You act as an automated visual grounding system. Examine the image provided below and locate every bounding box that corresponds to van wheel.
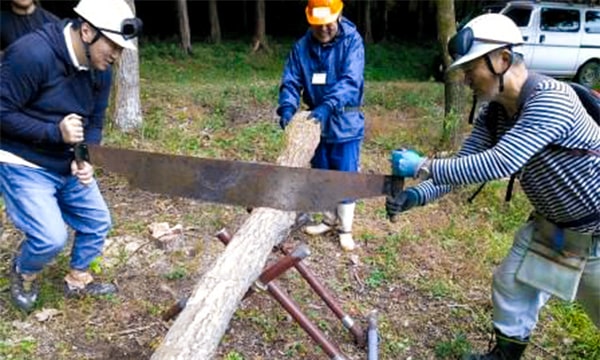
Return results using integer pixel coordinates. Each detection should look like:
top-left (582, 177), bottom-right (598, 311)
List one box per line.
top-left (575, 61), bottom-right (600, 89)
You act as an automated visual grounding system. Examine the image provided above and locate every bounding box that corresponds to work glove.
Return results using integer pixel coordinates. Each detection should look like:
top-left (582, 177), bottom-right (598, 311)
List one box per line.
top-left (278, 107), bottom-right (295, 129)
top-left (386, 188), bottom-right (419, 219)
top-left (309, 104), bottom-right (333, 125)
top-left (390, 148), bottom-right (428, 178)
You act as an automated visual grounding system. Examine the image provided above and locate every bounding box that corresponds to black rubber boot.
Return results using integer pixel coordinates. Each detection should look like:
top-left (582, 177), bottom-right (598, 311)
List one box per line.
top-left (10, 260), bottom-right (39, 312)
top-left (464, 328), bottom-right (528, 360)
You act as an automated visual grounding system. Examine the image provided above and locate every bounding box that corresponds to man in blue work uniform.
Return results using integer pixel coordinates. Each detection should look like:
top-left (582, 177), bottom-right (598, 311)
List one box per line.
top-left (387, 14), bottom-right (599, 360)
top-left (277, 0), bottom-right (365, 251)
top-left (0, 0), bottom-right (142, 312)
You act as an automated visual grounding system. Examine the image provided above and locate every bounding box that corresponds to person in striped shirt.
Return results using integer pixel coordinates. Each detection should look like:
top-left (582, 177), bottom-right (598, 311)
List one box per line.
top-left (386, 13), bottom-right (599, 360)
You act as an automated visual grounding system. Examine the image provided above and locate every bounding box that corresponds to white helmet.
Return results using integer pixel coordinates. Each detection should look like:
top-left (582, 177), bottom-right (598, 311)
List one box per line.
top-left (447, 13), bottom-right (523, 71)
top-left (73, 0), bottom-right (141, 50)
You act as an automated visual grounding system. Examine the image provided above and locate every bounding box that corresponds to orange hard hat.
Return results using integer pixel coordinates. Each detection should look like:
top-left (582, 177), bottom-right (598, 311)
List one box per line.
top-left (305, 0), bottom-right (343, 25)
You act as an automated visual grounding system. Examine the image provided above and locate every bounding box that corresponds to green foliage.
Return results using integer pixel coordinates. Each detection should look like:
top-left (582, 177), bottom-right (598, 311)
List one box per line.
top-left (88, 257), bottom-right (102, 275)
top-left (365, 267), bottom-right (387, 288)
top-left (544, 301), bottom-right (600, 359)
top-left (0, 338), bottom-right (38, 360)
top-left (365, 41), bottom-right (441, 81)
top-left (434, 332), bottom-right (472, 358)
top-left (163, 266), bottom-right (187, 280)
top-left (140, 41), bottom-right (289, 83)
top-left (223, 351), bottom-right (245, 360)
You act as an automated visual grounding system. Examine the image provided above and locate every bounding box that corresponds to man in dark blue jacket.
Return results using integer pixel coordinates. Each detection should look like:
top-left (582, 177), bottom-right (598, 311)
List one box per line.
top-left (0, 0), bottom-right (142, 312)
top-left (277, 0), bottom-right (365, 251)
top-left (0, 0), bottom-right (60, 53)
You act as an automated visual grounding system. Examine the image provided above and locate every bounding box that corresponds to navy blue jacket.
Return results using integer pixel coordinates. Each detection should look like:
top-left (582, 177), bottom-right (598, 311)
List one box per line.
top-left (0, 19), bottom-right (111, 175)
top-left (0, 6), bottom-right (60, 51)
top-left (277, 17), bottom-right (365, 143)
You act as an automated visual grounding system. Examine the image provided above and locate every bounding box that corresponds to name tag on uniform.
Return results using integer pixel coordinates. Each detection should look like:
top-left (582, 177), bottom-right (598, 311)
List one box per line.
top-left (312, 73), bottom-right (327, 85)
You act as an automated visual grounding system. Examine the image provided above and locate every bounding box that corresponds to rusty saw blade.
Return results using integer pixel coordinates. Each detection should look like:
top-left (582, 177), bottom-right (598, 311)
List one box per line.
top-left (84, 144), bottom-right (403, 212)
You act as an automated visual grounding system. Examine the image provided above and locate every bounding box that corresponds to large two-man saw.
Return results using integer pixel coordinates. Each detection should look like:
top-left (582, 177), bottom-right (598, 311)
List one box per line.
top-left (78, 144), bottom-right (404, 212)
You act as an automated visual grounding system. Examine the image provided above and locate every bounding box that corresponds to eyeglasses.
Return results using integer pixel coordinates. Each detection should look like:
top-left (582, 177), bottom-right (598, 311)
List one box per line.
top-left (95, 17), bottom-right (143, 41)
top-left (448, 27), bottom-right (512, 61)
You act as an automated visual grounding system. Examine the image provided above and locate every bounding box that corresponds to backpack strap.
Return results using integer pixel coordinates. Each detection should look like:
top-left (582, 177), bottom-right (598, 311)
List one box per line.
top-left (518, 72), bottom-right (549, 111)
top-left (468, 73), bottom-right (546, 204)
top-left (502, 73), bottom-right (547, 203)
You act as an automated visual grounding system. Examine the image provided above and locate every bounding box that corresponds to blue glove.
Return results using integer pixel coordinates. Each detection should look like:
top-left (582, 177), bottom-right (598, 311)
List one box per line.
top-left (385, 188), bottom-right (419, 218)
top-left (278, 107), bottom-right (295, 129)
top-left (309, 104), bottom-right (333, 125)
top-left (390, 148), bottom-right (428, 178)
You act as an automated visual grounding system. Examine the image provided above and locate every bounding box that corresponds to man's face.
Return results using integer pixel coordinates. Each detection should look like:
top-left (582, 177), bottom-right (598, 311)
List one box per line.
top-left (462, 54), bottom-right (501, 101)
top-left (11, 0), bottom-right (34, 11)
top-left (310, 19), bottom-right (339, 44)
top-left (82, 24), bottom-right (124, 71)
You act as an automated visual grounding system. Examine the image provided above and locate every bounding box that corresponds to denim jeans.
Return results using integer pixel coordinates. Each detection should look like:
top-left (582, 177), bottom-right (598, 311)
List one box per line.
top-left (492, 221), bottom-right (600, 339)
top-left (0, 163), bottom-right (111, 275)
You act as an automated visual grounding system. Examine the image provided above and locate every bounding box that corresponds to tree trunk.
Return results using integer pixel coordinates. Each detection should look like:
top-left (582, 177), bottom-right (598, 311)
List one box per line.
top-left (150, 112), bottom-right (321, 360)
top-left (252, 0), bottom-right (268, 52)
top-left (436, 0), bottom-right (465, 147)
top-left (208, 0), bottom-right (221, 44)
top-left (382, 0), bottom-right (395, 41)
top-left (363, 0), bottom-right (373, 44)
top-left (112, 0), bottom-right (142, 132)
top-left (177, 0), bottom-right (192, 54)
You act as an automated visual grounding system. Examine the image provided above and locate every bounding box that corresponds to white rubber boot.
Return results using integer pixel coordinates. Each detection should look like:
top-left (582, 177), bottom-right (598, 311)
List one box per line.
top-left (337, 202), bottom-right (356, 251)
top-left (303, 211), bottom-right (336, 236)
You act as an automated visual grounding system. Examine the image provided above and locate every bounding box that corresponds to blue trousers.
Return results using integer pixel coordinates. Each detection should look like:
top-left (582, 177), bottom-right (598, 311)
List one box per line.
top-left (0, 163), bottom-right (111, 275)
top-left (311, 140), bottom-right (361, 172)
top-left (311, 140), bottom-right (361, 205)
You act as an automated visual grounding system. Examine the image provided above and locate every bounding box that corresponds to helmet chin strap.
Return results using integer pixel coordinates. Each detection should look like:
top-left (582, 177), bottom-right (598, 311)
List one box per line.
top-left (467, 48), bottom-right (514, 124)
top-left (483, 48), bottom-right (513, 93)
top-left (81, 26), bottom-right (102, 83)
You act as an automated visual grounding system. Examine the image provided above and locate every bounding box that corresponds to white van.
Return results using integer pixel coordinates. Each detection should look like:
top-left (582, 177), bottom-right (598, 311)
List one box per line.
top-left (501, 1), bottom-right (600, 88)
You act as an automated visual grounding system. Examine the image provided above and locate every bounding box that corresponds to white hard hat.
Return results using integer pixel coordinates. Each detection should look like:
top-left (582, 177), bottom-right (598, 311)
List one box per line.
top-left (447, 13), bottom-right (523, 71)
top-left (74, 0), bottom-right (141, 50)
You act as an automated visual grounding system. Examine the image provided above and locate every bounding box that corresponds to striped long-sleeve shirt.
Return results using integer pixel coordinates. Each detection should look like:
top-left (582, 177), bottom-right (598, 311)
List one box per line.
top-left (413, 79), bottom-right (600, 233)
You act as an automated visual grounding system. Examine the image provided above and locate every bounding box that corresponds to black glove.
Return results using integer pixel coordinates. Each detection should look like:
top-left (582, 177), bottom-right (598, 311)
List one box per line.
top-left (278, 106), bottom-right (295, 129)
top-left (279, 115), bottom-right (293, 129)
top-left (386, 188), bottom-right (419, 218)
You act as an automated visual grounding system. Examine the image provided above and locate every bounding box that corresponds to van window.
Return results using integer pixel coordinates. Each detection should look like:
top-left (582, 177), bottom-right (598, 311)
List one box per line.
top-left (585, 10), bottom-right (600, 33)
top-left (540, 8), bottom-right (580, 32)
top-left (503, 7), bottom-right (532, 27)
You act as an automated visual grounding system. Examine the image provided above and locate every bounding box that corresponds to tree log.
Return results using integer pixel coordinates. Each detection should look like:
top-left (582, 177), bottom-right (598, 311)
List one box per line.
top-left (151, 111), bottom-right (321, 359)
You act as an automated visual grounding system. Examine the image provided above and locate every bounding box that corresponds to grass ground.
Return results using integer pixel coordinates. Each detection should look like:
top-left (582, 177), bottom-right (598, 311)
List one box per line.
top-left (0, 40), bottom-right (598, 360)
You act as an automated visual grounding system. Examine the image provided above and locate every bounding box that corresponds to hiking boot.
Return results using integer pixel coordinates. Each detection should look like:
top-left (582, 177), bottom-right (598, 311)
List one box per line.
top-left (64, 269), bottom-right (117, 298)
top-left (464, 329), bottom-right (528, 360)
top-left (10, 261), bottom-right (39, 312)
top-left (64, 281), bottom-right (117, 298)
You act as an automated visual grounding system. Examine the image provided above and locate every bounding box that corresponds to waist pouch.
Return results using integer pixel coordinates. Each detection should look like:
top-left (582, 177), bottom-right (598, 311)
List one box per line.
top-left (516, 216), bottom-right (593, 301)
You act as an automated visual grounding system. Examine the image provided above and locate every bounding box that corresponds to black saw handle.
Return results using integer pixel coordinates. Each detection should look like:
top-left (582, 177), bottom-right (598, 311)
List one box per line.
top-left (388, 176), bottom-right (404, 223)
top-left (74, 143), bottom-right (90, 170)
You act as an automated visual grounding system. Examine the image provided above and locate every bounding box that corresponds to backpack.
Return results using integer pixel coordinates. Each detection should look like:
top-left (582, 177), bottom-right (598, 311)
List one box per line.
top-left (467, 73), bottom-right (600, 203)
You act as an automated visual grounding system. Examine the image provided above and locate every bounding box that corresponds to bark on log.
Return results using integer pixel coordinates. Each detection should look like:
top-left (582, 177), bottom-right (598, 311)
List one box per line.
top-left (151, 111), bottom-right (321, 359)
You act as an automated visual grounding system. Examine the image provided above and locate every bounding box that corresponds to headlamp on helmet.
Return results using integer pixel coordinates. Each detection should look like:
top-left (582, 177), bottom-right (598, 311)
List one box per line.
top-left (447, 13), bottom-right (524, 71)
top-left (94, 17), bottom-right (143, 41)
top-left (73, 0), bottom-right (141, 50)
